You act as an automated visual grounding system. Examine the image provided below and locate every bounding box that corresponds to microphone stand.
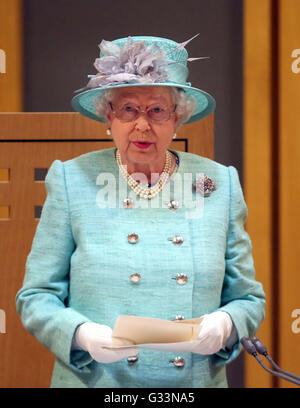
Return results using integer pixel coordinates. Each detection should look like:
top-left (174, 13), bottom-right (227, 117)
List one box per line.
top-left (240, 337), bottom-right (300, 387)
top-left (251, 337), bottom-right (300, 382)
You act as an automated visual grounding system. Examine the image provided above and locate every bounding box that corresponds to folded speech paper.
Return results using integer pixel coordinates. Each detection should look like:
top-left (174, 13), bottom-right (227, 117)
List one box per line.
top-left (103, 315), bottom-right (204, 352)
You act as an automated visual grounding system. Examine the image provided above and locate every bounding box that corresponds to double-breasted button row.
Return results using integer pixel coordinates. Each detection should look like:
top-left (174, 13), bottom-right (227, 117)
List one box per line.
top-left (127, 229), bottom-right (187, 285)
top-left (129, 273), bottom-right (188, 285)
top-left (127, 355), bottom-right (185, 368)
top-left (123, 198), bottom-right (179, 210)
top-left (128, 233), bottom-right (184, 246)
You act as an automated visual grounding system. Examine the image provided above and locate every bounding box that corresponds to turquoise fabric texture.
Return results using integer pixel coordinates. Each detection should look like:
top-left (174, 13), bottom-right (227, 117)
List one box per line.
top-left (15, 147), bottom-right (265, 388)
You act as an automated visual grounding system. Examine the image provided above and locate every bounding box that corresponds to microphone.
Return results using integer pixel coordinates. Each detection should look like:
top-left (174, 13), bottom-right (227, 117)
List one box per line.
top-left (251, 337), bottom-right (300, 382)
top-left (241, 337), bottom-right (300, 386)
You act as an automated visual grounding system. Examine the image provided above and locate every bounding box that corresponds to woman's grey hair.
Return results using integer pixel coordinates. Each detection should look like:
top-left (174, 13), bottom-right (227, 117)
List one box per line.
top-left (93, 87), bottom-right (197, 128)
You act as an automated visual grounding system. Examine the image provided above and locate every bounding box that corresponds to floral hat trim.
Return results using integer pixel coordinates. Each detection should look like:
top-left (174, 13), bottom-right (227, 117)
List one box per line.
top-left (73, 34), bottom-right (209, 93)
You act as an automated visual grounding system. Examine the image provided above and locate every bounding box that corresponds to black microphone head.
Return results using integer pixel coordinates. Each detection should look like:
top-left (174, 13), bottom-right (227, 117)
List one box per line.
top-left (240, 337), bottom-right (257, 356)
top-left (251, 337), bottom-right (268, 355)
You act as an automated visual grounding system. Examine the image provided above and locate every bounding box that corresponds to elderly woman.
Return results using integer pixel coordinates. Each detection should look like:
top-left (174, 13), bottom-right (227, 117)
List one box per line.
top-left (16, 35), bottom-right (265, 388)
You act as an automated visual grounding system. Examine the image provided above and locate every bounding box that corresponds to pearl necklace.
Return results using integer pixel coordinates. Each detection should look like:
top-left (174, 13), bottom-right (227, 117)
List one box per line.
top-left (116, 149), bottom-right (178, 200)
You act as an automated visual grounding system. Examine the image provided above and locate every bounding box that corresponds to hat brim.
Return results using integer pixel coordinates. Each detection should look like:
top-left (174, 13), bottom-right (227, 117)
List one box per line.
top-left (71, 82), bottom-right (216, 125)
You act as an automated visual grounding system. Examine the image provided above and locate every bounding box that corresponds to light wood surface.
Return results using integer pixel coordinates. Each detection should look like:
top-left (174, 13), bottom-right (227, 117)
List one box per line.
top-left (244, 0), bottom-right (274, 388)
top-left (0, 0), bottom-right (23, 111)
top-left (0, 112), bottom-right (214, 159)
top-left (244, 0), bottom-right (300, 388)
top-left (278, 0), bottom-right (300, 388)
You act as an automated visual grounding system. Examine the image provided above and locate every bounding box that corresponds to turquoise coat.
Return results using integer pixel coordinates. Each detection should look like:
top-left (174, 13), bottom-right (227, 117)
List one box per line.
top-left (16, 147), bottom-right (265, 388)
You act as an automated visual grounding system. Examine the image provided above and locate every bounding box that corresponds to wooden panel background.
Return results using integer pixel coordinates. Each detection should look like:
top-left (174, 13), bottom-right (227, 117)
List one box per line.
top-left (0, 112), bottom-right (214, 387)
top-left (0, 0), bottom-right (23, 112)
top-left (244, 0), bottom-right (300, 388)
top-left (243, 0), bottom-right (273, 388)
top-left (278, 0), bottom-right (300, 389)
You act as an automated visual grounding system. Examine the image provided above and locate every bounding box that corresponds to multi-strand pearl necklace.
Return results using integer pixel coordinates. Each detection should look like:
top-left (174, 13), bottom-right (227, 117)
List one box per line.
top-left (115, 148), bottom-right (178, 200)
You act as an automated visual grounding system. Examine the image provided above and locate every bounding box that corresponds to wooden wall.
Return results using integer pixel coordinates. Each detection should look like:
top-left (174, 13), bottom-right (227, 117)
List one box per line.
top-left (0, 0), bottom-right (23, 112)
top-left (278, 0), bottom-right (300, 389)
top-left (244, 0), bottom-right (300, 388)
top-left (244, 0), bottom-right (274, 388)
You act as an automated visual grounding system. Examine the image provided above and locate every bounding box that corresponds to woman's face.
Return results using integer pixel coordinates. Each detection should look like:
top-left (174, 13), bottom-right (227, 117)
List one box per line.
top-left (106, 86), bottom-right (178, 168)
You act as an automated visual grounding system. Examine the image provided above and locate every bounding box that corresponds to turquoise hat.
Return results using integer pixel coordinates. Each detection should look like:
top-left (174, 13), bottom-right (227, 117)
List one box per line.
top-left (71, 35), bottom-right (216, 124)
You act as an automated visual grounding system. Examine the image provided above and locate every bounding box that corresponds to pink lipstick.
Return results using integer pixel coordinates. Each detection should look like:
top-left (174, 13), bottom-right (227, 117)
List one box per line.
top-left (133, 141), bottom-right (152, 149)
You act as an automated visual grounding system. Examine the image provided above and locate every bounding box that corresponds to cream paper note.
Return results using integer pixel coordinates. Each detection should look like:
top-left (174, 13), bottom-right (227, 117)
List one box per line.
top-left (103, 315), bottom-right (204, 352)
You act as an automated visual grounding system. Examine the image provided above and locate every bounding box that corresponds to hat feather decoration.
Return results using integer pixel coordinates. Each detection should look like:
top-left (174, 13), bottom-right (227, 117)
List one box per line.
top-left (74, 34), bottom-right (209, 94)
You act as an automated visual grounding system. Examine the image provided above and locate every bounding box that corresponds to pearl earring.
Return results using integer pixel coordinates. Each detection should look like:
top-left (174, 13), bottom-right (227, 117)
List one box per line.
top-left (106, 128), bottom-right (111, 136)
top-left (173, 133), bottom-right (177, 139)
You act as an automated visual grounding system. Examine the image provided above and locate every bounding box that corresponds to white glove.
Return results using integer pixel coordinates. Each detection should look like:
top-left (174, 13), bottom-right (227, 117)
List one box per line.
top-left (72, 322), bottom-right (139, 364)
top-left (192, 311), bottom-right (233, 355)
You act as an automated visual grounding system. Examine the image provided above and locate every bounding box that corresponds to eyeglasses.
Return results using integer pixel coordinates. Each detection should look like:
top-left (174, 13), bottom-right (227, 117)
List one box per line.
top-left (109, 102), bottom-right (177, 123)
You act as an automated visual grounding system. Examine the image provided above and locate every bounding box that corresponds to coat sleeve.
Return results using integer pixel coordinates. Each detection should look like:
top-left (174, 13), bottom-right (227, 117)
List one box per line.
top-left (15, 159), bottom-right (93, 372)
top-left (214, 165), bottom-right (266, 366)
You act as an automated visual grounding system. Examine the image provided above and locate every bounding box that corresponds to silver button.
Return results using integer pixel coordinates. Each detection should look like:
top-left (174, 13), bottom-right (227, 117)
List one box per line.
top-left (168, 235), bottom-right (184, 246)
top-left (174, 315), bottom-right (185, 321)
top-left (128, 233), bottom-right (139, 244)
top-left (130, 273), bottom-right (141, 283)
top-left (123, 198), bottom-right (134, 208)
top-left (168, 200), bottom-right (179, 210)
top-left (173, 356), bottom-right (185, 368)
top-left (175, 273), bottom-right (188, 285)
top-left (127, 355), bottom-right (139, 364)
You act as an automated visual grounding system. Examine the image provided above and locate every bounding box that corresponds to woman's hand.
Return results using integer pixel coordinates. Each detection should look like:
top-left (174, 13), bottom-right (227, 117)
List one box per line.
top-left (72, 322), bottom-right (139, 363)
top-left (192, 311), bottom-right (233, 355)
